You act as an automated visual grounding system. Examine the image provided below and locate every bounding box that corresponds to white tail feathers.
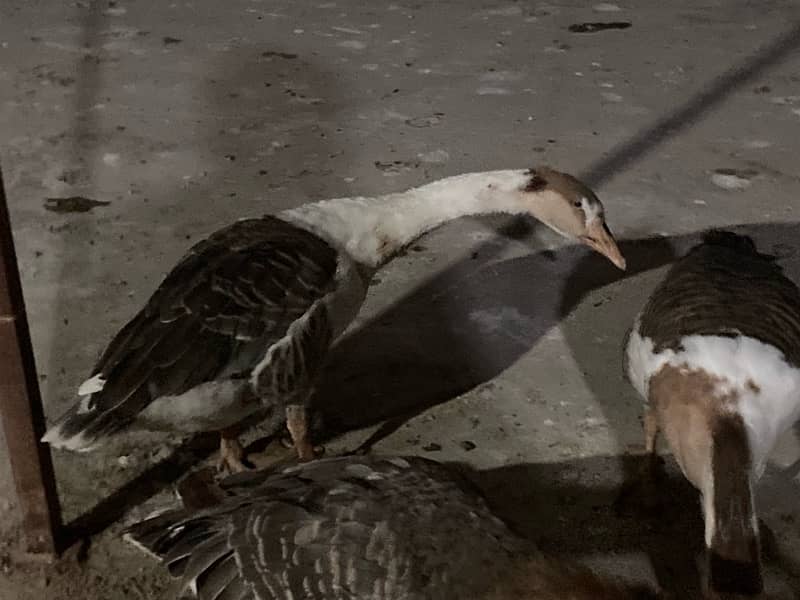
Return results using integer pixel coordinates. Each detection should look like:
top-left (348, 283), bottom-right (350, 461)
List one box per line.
top-left (40, 374), bottom-right (108, 451)
top-left (40, 420), bottom-right (96, 452)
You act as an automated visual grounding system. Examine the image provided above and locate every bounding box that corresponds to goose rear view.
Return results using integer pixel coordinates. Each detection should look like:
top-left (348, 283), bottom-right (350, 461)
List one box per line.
top-left (624, 230), bottom-right (800, 598)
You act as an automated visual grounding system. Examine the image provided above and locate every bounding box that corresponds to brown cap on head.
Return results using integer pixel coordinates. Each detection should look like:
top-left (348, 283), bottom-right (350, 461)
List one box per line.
top-left (525, 166), bottom-right (597, 202)
top-left (522, 166), bottom-right (626, 270)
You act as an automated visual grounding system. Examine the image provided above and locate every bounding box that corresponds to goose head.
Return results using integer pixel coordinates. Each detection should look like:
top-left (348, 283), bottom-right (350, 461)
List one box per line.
top-left (515, 166), bottom-right (626, 270)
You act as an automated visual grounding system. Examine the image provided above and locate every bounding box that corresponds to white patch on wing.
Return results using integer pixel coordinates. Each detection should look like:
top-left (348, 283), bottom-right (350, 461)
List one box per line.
top-left (78, 373), bottom-right (106, 396)
top-left (625, 319), bottom-right (800, 475)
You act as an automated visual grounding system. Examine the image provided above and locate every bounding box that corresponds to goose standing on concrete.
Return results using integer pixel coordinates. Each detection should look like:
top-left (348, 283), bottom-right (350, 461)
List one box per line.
top-left (125, 454), bottom-right (658, 600)
top-left (625, 230), bottom-right (800, 598)
top-left (43, 166), bottom-right (625, 472)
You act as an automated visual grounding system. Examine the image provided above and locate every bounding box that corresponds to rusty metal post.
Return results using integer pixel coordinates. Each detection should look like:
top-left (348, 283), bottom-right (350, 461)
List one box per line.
top-left (0, 163), bottom-right (63, 556)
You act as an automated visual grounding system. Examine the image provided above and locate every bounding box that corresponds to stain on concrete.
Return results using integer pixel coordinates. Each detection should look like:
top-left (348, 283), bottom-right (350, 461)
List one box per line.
top-left (568, 22), bottom-right (632, 33)
top-left (44, 196), bottom-right (110, 213)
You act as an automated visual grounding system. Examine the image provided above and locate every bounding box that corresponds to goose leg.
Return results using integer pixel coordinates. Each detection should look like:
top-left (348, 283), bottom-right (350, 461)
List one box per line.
top-left (285, 404), bottom-right (316, 461)
top-left (279, 428), bottom-right (325, 456)
top-left (615, 405), bottom-right (664, 515)
top-left (217, 428), bottom-right (249, 474)
top-left (638, 405), bottom-right (664, 510)
top-left (644, 404), bottom-right (659, 456)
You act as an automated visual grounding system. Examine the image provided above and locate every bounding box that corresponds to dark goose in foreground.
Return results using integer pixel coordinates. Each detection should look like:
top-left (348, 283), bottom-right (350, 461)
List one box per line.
top-left (42, 167), bottom-right (626, 471)
top-left (125, 454), bottom-right (659, 600)
top-left (625, 231), bottom-right (800, 598)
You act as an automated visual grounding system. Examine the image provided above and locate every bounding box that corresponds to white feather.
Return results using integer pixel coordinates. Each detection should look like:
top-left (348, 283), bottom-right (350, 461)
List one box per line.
top-left (280, 170), bottom-right (533, 267)
top-left (40, 425), bottom-right (95, 452)
top-left (122, 532), bottom-right (164, 561)
top-left (76, 394), bottom-right (93, 414)
top-left (78, 373), bottom-right (106, 396)
top-left (626, 320), bottom-right (800, 476)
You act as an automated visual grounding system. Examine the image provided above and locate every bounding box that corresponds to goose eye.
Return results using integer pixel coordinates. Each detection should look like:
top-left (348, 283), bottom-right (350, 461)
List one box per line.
top-left (572, 200), bottom-right (582, 208)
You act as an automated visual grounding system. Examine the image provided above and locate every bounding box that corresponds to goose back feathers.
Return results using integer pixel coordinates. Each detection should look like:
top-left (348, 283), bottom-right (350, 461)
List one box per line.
top-left (43, 216), bottom-right (342, 449)
top-left (125, 455), bottom-right (658, 600)
top-left (637, 230), bottom-right (800, 365)
top-left (126, 455), bottom-right (529, 600)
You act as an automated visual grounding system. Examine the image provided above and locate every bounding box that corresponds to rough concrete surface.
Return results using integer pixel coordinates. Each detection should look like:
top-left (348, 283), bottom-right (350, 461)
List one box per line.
top-left (1, 0), bottom-right (800, 598)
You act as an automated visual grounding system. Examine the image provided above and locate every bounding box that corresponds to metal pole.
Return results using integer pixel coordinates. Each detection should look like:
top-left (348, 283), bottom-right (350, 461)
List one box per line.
top-left (0, 163), bottom-right (63, 556)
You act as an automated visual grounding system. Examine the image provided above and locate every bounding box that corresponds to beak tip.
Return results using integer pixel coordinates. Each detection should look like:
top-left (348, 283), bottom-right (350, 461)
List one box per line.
top-left (581, 223), bottom-right (625, 270)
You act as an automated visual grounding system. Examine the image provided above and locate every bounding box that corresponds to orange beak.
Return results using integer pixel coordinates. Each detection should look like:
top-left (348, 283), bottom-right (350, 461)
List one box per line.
top-left (580, 220), bottom-right (626, 270)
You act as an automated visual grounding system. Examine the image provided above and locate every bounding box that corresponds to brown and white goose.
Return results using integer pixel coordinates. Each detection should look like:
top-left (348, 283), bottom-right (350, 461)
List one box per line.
top-left (42, 166), bottom-right (625, 472)
top-left (624, 231), bottom-right (800, 598)
top-left (125, 454), bottom-right (659, 600)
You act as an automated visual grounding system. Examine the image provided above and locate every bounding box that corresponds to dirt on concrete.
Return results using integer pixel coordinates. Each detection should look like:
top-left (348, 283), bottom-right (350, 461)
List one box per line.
top-left (1, 0), bottom-right (800, 598)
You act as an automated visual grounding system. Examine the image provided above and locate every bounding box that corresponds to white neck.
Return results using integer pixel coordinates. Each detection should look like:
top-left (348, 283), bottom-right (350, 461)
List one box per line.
top-left (280, 170), bottom-right (540, 267)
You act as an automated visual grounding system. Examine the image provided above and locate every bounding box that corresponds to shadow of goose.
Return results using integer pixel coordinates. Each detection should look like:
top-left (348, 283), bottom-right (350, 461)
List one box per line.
top-left (312, 228), bottom-right (679, 442)
top-left (469, 454), bottom-right (800, 598)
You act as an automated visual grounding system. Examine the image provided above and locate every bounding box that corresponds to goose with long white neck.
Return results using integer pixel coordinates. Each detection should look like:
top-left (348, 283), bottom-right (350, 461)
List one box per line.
top-left (42, 166), bottom-right (625, 472)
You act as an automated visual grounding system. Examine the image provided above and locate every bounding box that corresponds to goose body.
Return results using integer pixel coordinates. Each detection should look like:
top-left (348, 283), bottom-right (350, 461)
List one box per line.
top-left (624, 231), bottom-right (800, 597)
top-left (42, 167), bottom-right (625, 468)
top-left (125, 454), bottom-right (658, 600)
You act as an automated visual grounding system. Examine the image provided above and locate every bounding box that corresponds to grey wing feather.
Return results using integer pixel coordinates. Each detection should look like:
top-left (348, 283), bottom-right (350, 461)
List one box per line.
top-left (179, 534), bottom-right (232, 594)
top-left (125, 456), bottom-right (530, 600)
top-left (214, 578), bottom-right (253, 600)
top-left (194, 553), bottom-right (238, 600)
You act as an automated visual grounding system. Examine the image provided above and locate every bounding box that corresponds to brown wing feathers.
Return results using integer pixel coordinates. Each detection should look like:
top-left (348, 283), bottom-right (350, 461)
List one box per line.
top-left (44, 216), bottom-right (338, 447)
top-left (638, 231), bottom-right (800, 366)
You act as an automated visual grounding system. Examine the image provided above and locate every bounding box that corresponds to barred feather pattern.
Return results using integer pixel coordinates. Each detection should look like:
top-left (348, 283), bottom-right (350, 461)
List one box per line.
top-left (43, 216), bottom-right (340, 448)
top-left (249, 299), bottom-right (333, 403)
top-left (125, 456), bottom-right (532, 600)
top-left (638, 232), bottom-right (800, 366)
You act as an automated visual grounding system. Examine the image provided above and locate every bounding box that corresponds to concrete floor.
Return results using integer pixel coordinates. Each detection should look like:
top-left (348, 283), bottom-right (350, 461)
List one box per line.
top-left (1, 0), bottom-right (800, 597)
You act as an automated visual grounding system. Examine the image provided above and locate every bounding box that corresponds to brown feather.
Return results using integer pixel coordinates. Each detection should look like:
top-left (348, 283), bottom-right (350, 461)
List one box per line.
top-left (48, 215), bottom-right (339, 445)
top-left (638, 231), bottom-right (800, 367)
